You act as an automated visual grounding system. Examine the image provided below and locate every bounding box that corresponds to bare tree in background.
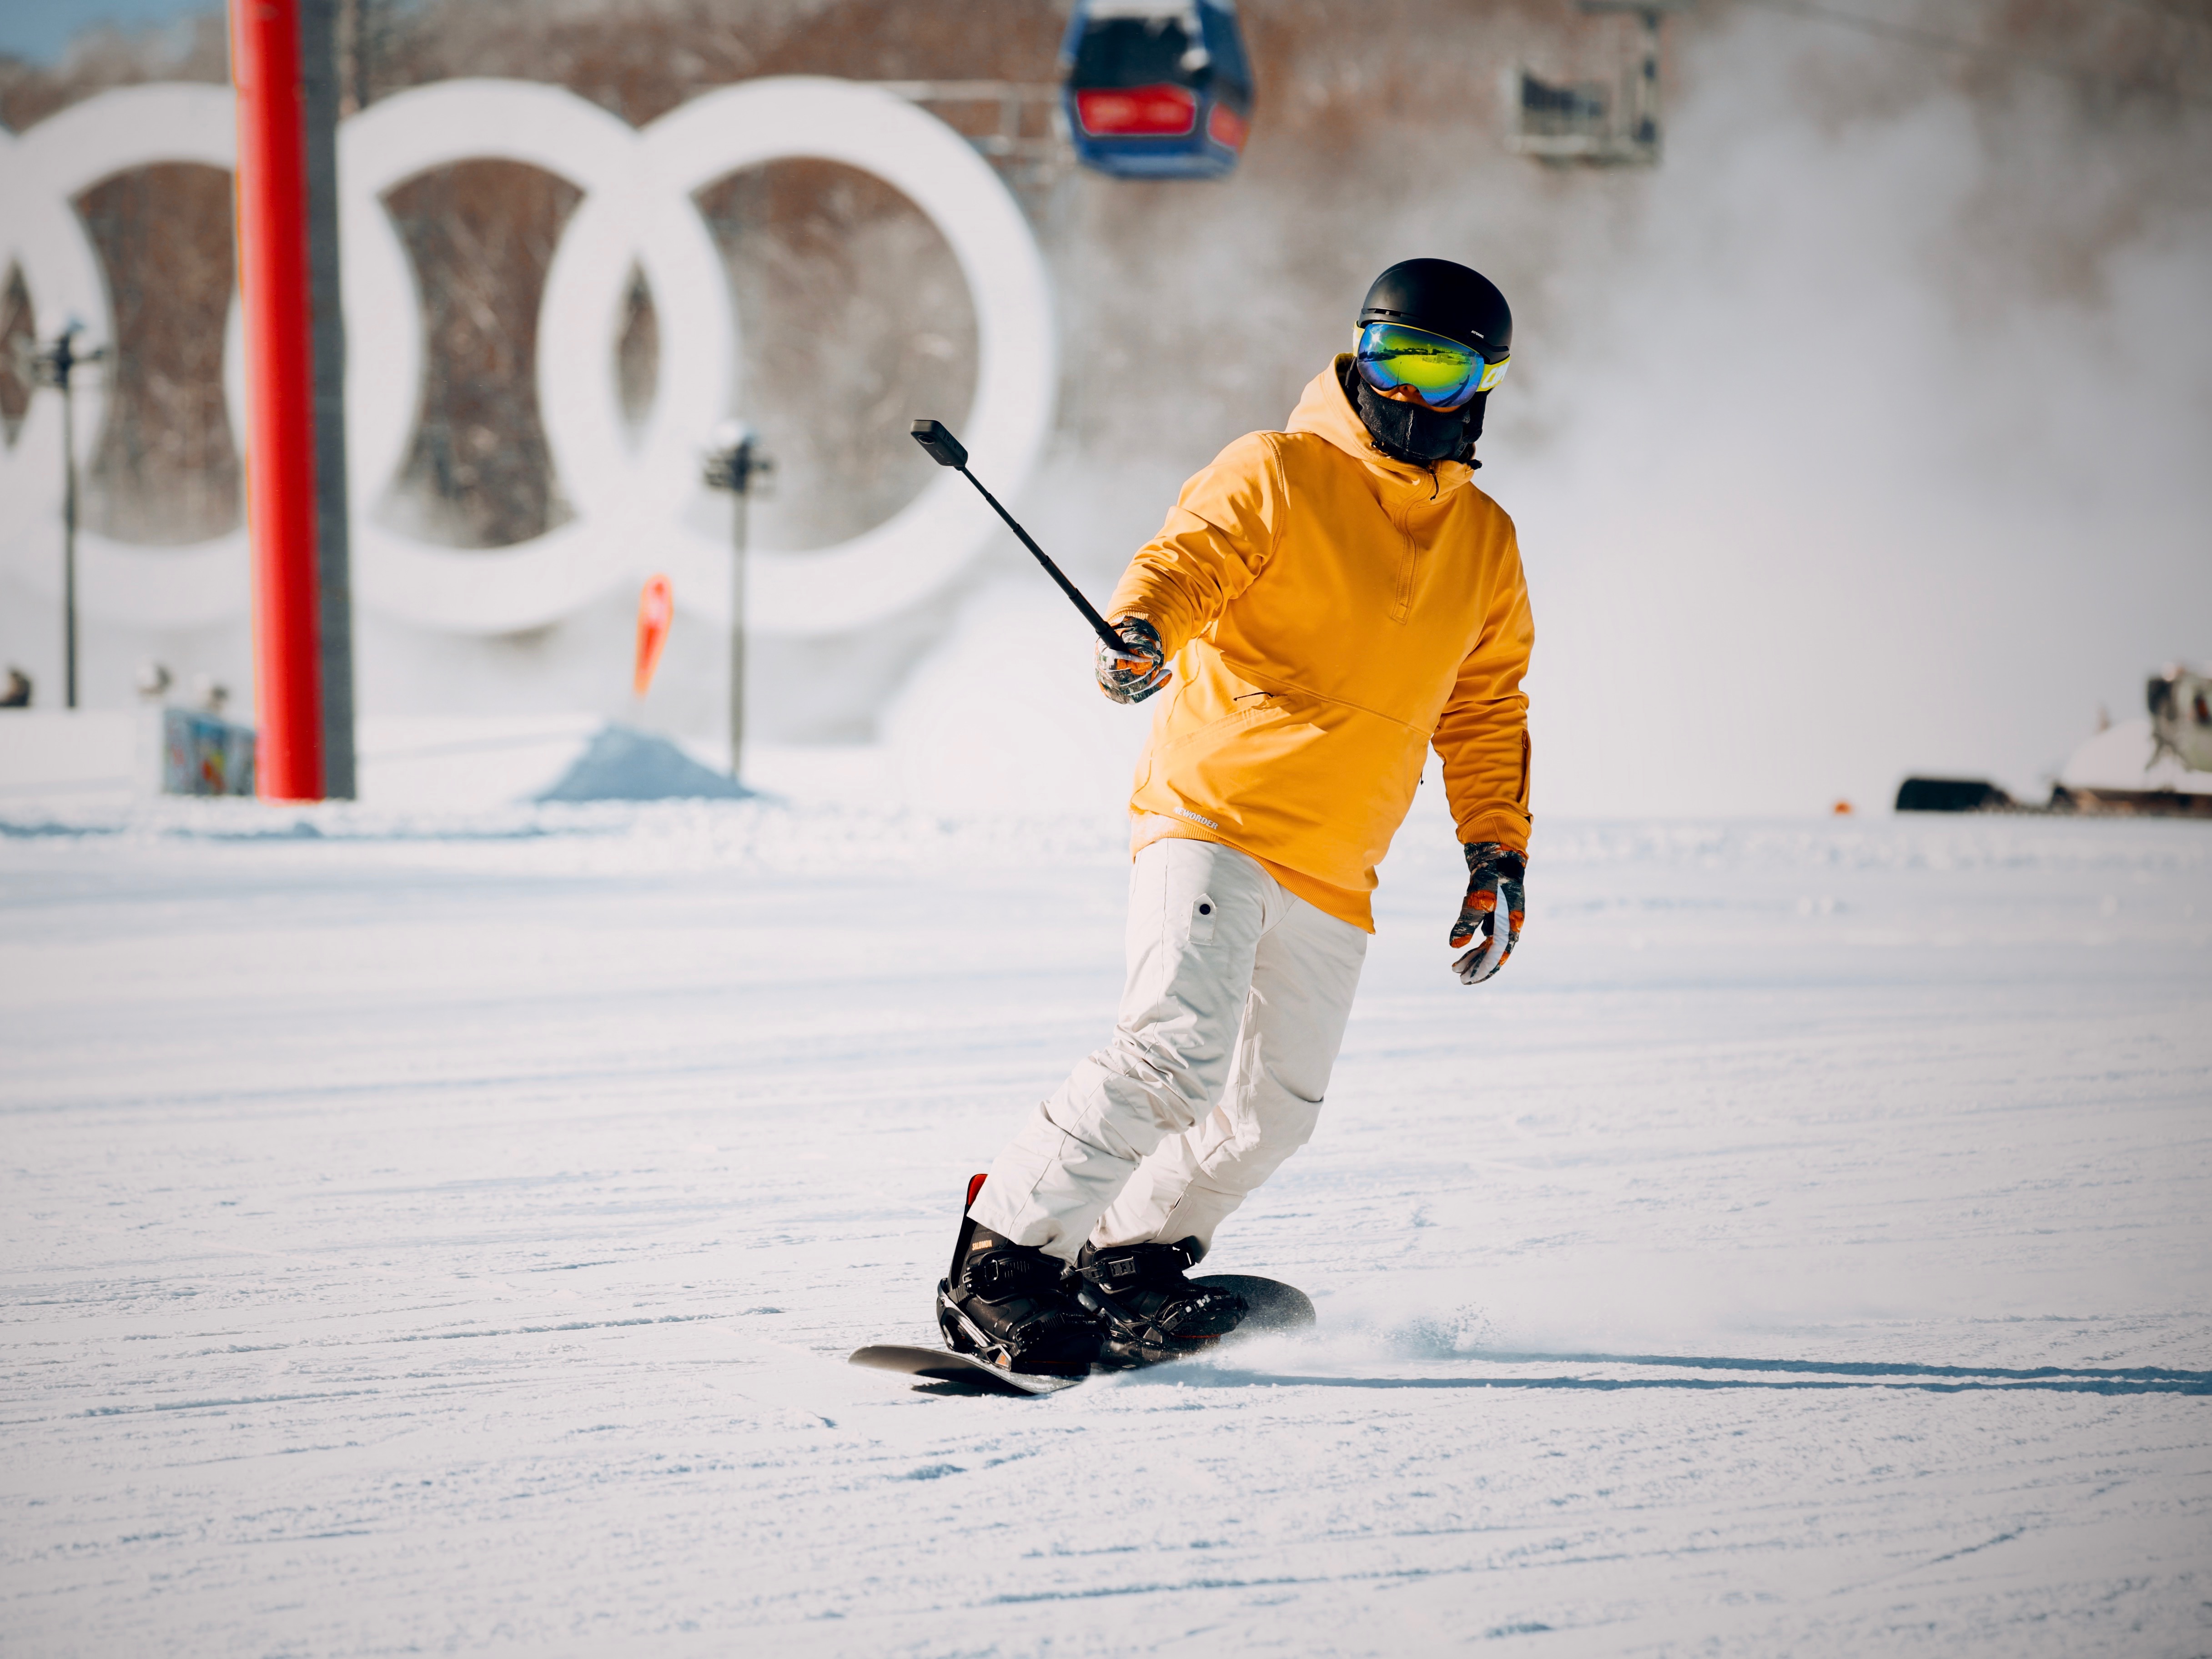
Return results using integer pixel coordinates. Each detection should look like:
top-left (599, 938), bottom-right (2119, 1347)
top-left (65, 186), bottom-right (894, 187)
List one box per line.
top-left (74, 162), bottom-right (240, 546)
top-left (377, 162), bottom-right (580, 549)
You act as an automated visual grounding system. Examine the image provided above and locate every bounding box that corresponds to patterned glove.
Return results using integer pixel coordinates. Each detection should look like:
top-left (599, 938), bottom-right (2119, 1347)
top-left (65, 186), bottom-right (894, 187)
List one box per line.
top-left (1096, 616), bottom-right (1171, 704)
top-left (1450, 840), bottom-right (1527, 985)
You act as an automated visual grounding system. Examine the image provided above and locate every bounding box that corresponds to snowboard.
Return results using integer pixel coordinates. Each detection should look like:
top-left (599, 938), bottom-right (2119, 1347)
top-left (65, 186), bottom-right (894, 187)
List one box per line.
top-left (848, 1274), bottom-right (1315, 1397)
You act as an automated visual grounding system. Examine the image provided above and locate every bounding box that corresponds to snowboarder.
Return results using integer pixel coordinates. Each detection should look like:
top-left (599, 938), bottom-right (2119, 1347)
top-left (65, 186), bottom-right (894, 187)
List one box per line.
top-left (940, 259), bottom-right (1534, 1374)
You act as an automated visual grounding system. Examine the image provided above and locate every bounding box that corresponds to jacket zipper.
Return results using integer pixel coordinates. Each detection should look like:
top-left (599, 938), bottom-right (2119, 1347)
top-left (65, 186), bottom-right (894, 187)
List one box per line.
top-left (1390, 496), bottom-right (1417, 624)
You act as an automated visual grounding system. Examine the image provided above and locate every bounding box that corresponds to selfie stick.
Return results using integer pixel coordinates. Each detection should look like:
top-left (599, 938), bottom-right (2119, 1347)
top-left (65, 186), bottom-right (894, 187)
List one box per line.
top-left (911, 418), bottom-right (1125, 652)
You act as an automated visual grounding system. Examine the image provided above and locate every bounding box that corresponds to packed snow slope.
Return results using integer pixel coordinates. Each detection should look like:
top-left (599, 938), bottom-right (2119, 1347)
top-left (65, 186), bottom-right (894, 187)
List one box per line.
top-left (3, 789), bottom-right (2209, 1657)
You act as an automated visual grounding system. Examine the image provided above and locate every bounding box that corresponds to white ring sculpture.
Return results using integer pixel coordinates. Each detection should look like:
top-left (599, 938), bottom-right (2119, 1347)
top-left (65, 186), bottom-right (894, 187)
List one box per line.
top-left (0, 76), bottom-right (1056, 635)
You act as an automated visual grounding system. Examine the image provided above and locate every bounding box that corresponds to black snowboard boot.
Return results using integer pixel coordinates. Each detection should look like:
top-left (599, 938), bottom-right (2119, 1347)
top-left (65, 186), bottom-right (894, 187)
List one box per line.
top-left (1075, 1238), bottom-right (1247, 1367)
top-left (936, 1177), bottom-right (1102, 1378)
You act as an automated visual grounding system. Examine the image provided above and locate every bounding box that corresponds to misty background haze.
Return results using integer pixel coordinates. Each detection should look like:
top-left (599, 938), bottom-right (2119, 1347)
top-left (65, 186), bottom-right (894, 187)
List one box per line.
top-left (2, 0), bottom-right (2207, 819)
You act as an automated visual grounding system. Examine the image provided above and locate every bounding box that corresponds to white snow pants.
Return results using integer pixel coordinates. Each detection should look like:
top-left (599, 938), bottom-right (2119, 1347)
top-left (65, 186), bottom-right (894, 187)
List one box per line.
top-left (969, 838), bottom-right (1368, 1262)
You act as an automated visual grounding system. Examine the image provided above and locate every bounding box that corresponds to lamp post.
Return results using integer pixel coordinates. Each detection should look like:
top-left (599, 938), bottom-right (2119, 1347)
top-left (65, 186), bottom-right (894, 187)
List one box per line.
top-left (702, 421), bottom-right (773, 783)
top-left (30, 323), bottom-right (109, 711)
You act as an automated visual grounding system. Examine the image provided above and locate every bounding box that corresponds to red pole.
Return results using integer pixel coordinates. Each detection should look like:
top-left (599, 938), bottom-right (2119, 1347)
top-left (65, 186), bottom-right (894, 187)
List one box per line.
top-left (231, 0), bottom-right (324, 801)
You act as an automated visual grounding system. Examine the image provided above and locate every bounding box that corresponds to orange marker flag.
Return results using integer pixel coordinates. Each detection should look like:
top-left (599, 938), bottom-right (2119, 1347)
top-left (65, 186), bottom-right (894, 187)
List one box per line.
top-left (633, 574), bottom-right (673, 697)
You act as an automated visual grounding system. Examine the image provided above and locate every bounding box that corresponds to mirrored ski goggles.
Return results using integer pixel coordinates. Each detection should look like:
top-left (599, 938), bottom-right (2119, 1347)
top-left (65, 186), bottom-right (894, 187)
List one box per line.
top-left (1353, 321), bottom-right (1508, 411)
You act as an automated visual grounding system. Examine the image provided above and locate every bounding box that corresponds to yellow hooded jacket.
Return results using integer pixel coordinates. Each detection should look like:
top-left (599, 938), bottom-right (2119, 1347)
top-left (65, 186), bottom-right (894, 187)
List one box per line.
top-left (1110, 357), bottom-right (1534, 932)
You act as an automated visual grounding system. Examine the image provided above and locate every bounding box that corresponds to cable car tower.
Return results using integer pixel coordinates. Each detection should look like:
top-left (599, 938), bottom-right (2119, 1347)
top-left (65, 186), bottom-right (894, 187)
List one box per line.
top-left (1506, 0), bottom-right (1694, 166)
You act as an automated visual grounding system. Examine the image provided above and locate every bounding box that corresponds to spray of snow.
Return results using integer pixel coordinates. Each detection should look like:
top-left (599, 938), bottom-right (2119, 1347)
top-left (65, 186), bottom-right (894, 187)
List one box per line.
top-left (1495, 16), bottom-right (2212, 816)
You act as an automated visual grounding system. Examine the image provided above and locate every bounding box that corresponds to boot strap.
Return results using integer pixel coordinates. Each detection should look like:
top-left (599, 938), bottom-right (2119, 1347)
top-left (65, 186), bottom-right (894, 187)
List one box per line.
top-left (1082, 1240), bottom-right (1198, 1292)
top-left (964, 1247), bottom-right (1065, 1300)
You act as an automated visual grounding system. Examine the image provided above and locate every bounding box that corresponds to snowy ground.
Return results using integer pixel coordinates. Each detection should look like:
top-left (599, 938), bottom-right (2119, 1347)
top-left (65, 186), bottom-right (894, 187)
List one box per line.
top-left (4, 786), bottom-right (2210, 1656)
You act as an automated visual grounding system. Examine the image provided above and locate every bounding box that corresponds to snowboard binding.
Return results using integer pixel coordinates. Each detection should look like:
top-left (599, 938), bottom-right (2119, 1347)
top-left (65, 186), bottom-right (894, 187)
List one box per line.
top-left (936, 1175), bottom-right (1103, 1378)
top-left (1075, 1238), bottom-right (1249, 1368)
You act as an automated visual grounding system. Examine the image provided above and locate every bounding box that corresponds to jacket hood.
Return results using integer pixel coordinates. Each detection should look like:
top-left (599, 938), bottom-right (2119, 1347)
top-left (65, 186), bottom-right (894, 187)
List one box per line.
top-left (1285, 355), bottom-right (1478, 500)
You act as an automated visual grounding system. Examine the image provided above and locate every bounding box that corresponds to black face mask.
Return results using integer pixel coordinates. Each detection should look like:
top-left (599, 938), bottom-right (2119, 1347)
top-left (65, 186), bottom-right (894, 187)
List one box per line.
top-left (1342, 359), bottom-right (1486, 466)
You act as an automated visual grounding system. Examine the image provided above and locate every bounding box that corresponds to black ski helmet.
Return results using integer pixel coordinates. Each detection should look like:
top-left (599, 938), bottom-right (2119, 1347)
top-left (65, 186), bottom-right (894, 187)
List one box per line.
top-left (1358, 258), bottom-right (1513, 360)
top-left (1348, 258), bottom-right (1513, 466)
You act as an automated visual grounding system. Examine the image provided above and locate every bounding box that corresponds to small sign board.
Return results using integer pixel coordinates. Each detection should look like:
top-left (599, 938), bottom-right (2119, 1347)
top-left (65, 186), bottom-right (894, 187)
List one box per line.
top-left (157, 708), bottom-right (257, 797)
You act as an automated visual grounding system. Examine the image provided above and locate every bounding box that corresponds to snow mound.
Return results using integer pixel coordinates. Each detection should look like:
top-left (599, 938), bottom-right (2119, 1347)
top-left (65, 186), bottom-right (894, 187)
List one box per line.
top-left (533, 725), bottom-right (751, 803)
top-left (2060, 717), bottom-right (2212, 795)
